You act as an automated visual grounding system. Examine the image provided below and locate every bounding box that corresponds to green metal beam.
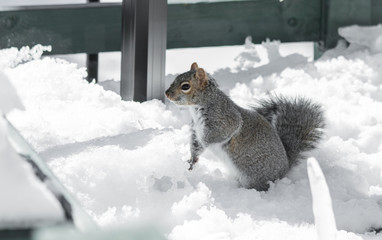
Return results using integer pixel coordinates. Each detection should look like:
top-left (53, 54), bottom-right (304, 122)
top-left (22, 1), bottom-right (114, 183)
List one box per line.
top-left (323, 0), bottom-right (371, 48)
top-left (0, 0), bottom-right (322, 55)
top-left (372, 0), bottom-right (382, 23)
top-left (0, 0), bottom-right (381, 54)
top-left (322, 0), bottom-right (382, 48)
top-left (167, 0), bottom-right (321, 49)
top-left (0, 3), bottom-right (121, 55)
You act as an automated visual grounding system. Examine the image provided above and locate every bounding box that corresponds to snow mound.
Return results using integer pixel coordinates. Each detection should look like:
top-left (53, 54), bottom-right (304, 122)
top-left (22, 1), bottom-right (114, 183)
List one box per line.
top-left (0, 46), bottom-right (63, 227)
top-left (339, 24), bottom-right (382, 54)
top-left (0, 120), bottom-right (65, 227)
top-left (0, 71), bottom-right (24, 114)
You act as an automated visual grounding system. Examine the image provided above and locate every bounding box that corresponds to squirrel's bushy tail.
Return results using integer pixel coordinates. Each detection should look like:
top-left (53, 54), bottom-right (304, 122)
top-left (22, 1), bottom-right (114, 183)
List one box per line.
top-left (254, 95), bottom-right (325, 167)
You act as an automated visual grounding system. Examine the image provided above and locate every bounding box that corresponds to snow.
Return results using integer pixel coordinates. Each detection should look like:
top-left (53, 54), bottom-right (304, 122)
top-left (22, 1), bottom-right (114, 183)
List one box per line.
top-left (0, 122), bottom-right (65, 228)
top-left (1, 24), bottom-right (382, 239)
top-left (0, 66), bottom-right (64, 228)
top-left (339, 25), bottom-right (382, 54)
top-left (307, 157), bottom-right (337, 240)
top-left (0, 72), bottom-right (24, 114)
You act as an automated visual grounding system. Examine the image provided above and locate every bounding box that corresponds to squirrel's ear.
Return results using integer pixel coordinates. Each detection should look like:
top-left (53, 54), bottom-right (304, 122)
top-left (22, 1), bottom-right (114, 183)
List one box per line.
top-left (190, 62), bottom-right (198, 71)
top-left (195, 68), bottom-right (208, 89)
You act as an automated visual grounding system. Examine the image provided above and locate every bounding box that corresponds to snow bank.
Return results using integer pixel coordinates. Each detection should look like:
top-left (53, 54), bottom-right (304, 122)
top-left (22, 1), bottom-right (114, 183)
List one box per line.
top-left (339, 24), bottom-right (382, 54)
top-left (2, 25), bottom-right (382, 239)
top-left (0, 64), bottom-right (64, 228)
top-left (0, 120), bottom-right (65, 228)
top-left (0, 72), bottom-right (24, 114)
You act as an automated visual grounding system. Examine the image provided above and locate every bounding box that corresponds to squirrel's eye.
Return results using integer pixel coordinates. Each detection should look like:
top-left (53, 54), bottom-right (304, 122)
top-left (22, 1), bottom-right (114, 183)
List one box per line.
top-left (181, 82), bottom-right (191, 93)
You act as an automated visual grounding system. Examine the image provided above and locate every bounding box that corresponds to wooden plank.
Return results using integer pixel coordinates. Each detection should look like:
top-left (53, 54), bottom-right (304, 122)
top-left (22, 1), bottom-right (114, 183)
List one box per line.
top-left (0, 0), bottom-right (380, 54)
top-left (372, 0), bottom-right (382, 23)
top-left (323, 0), bottom-right (373, 48)
top-left (322, 0), bottom-right (382, 48)
top-left (0, 3), bottom-right (121, 55)
top-left (0, 0), bottom-right (321, 55)
top-left (167, 0), bottom-right (321, 49)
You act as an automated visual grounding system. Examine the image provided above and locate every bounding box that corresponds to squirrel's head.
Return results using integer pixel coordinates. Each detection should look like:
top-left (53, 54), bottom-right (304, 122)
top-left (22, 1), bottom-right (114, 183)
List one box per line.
top-left (165, 62), bottom-right (210, 105)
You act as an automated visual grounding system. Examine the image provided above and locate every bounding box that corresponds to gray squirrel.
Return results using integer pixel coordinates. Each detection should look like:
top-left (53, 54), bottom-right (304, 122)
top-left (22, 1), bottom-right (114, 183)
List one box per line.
top-left (165, 62), bottom-right (324, 191)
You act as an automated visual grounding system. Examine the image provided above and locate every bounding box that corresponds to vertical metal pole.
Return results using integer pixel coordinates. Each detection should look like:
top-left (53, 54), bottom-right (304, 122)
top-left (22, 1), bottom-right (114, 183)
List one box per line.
top-left (313, 41), bottom-right (324, 60)
top-left (120, 0), bottom-right (167, 102)
top-left (86, 53), bottom-right (98, 83)
top-left (86, 0), bottom-right (99, 83)
top-left (120, 0), bottom-right (135, 100)
top-left (120, 0), bottom-right (148, 102)
top-left (147, 0), bottom-right (167, 101)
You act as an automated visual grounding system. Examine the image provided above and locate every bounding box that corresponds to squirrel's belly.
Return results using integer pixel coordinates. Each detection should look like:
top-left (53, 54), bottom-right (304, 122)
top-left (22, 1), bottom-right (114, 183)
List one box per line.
top-left (209, 143), bottom-right (249, 186)
top-left (189, 107), bottom-right (206, 145)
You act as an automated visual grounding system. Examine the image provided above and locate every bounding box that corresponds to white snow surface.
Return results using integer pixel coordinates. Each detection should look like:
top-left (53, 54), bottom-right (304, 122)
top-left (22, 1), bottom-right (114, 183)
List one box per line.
top-left (307, 157), bottom-right (337, 240)
top-left (0, 71), bottom-right (24, 114)
top-left (0, 119), bottom-right (65, 227)
top-left (2, 25), bottom-right (382, 239)
top-left (0, 56), bottom-right (64, 227)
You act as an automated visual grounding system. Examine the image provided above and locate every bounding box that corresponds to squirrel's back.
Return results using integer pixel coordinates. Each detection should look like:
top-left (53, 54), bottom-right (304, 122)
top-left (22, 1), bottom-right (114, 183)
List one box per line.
top-left (225, 107), bottom-right (289, 190)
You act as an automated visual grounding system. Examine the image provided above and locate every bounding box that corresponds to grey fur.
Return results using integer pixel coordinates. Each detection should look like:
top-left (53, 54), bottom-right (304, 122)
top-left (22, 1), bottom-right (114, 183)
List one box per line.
top-left (254, 95), bottom-right (325, 167)
top-left (165, 68), bottom-right (324, 191)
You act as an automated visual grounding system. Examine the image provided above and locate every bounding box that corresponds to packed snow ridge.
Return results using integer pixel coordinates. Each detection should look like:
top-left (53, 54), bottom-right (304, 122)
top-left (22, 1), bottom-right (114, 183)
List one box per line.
top-left (1, 25), bottom-right (382, 239)
top-left (0, 65), bottom-right (64, 227)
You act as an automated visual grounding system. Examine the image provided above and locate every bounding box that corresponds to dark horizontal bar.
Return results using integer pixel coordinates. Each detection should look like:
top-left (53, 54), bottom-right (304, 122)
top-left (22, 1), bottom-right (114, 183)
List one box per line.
top-left (323, 0), bottom-right (379, 48)
top-left (0, 229), bottom-right (32, 240)
top-left (0, 0), bottom-right (381, 54)
top-left (0, 3), bottom-right (122, 55)
top-left (167, 0), bottom-right (321, 49)
top-left (0, 2), bottom-right (119, 11)
top-left (0, 0), bottom-right (321, 54)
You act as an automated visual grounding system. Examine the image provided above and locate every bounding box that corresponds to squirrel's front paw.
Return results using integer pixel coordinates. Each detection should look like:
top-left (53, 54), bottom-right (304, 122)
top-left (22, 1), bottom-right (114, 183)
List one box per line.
top-left (187, 157), bottom-right (199, 171)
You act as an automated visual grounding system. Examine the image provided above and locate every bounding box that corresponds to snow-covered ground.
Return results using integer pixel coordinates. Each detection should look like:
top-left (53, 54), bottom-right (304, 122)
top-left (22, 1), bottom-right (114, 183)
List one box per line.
top-left (1, 25), bottom-right (382, 239)
top-left (0, 69), bottom-right (64, 228)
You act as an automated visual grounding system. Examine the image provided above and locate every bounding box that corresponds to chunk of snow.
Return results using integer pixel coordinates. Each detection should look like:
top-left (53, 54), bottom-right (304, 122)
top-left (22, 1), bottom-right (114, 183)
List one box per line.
top-left (234, 36), bottom-right (261, 70)
top-left (307, 157), bottom-right (337, 240)
top-left (339, 25), bottom-right (382, 54)
top-left (171, 183), bottom-right (212, 217)
top-left (0, 71), bottom-right (24, 114)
